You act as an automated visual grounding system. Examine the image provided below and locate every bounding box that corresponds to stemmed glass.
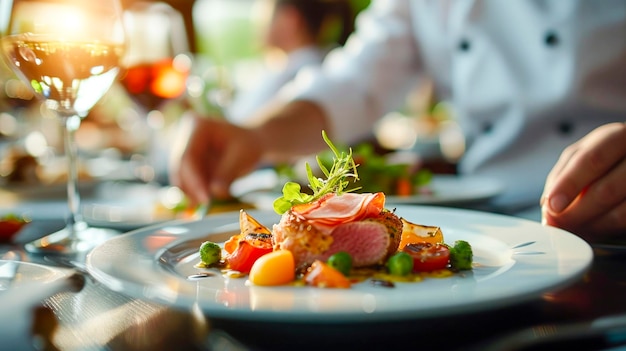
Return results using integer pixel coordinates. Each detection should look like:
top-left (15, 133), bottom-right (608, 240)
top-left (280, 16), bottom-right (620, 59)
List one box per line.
top-left (119, 1), bottom-right (191, 183)
top-left (0, 0), bottom-right (126, 255)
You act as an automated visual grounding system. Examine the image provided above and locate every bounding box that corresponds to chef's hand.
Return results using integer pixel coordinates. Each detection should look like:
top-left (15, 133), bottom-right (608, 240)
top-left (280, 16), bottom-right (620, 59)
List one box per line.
top-left (169, 101), bottom-right (331, 206)
top-left (541, 122), bottom-right (626, 242)
top-left (169, 114), bottom-right (264, 206)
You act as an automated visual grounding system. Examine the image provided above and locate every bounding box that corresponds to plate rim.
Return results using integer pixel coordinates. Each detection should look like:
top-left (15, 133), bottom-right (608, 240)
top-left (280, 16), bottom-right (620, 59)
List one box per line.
top-left (0, 259), bottom-right (74, 283)
top-left (2, 180), bottom-right (99, 199)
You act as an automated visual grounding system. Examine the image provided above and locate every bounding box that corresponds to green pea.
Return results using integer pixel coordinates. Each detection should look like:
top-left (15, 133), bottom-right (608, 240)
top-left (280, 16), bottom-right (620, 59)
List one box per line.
top-left (199, 241), bottom-right (222, 266)
top-left (327, 251), bottom-right (352, 276)
top-left (387, 252), bottom-right (413, 276)
top-left (449, 240), bottom-right (473, 271)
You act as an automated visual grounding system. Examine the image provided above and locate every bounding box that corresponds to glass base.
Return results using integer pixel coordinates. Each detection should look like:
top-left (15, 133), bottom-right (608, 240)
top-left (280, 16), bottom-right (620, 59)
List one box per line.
top-left (24, 223), bottom-right (119, 256)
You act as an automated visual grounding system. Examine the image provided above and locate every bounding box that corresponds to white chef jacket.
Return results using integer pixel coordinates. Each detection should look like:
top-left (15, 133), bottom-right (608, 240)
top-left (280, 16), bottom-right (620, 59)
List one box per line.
top-left (287, 0), bottom-right (626, 212)
top-left (226, 46), bottom-right (326, 125)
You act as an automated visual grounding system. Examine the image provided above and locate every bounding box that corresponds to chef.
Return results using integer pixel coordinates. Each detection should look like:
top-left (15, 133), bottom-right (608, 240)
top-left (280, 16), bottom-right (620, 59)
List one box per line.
top-left (171, 0), bottom-right (626, 240)
top-left (226, 0), bottom-right (355, 124)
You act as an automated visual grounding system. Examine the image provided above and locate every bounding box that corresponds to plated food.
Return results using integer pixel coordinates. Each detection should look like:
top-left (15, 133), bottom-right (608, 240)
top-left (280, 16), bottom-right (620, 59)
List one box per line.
top-left (86, 204), bottom-right (593, 322)
top-left (197, 132), bottom-right (472, 288)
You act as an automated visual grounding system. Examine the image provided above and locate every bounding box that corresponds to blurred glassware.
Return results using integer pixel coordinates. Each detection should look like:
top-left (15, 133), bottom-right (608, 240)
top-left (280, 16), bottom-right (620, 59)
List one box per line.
top-left (0, 0), bottom-right (126, 255)
top-left (185, 56), bottom-right (233, 117)
top-left (119, 1), bottom-right (192, 183)
top-left (0, 59), bottom-right (41, 152)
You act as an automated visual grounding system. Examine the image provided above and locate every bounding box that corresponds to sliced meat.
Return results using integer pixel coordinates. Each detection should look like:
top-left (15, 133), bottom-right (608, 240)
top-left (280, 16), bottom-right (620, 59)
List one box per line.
top-left (273, 202), bottom-right (404, 269)
top-left (324, 220), bottom-right (390, 267)
top-left (365, 209), bottom-right (403, 258)
top-left (291, 192), bottom-right (385, 233)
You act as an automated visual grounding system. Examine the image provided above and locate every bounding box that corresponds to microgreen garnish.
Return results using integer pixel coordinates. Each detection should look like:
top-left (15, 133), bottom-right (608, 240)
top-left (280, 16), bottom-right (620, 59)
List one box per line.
top-left (273, 131), bottom-right (360, 214)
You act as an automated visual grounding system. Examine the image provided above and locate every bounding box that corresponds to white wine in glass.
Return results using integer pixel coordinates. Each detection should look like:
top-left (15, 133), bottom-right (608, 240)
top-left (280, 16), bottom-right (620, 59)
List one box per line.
top-left (0, 0), bottom-right (125, 255)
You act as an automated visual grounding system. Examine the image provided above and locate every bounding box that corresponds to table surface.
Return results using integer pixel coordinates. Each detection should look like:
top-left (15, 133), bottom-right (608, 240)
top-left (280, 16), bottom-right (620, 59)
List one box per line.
top-left (1, 181), bottom-right (625, 351)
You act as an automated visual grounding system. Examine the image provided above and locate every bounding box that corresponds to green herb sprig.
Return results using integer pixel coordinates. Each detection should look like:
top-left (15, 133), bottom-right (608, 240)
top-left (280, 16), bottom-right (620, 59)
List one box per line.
top-left (273, 131), bottom-right (360, 214)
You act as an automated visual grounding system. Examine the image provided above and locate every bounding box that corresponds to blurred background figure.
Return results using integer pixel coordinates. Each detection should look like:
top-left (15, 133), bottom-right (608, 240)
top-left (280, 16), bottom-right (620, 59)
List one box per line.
top-left (224, 0), bottom-right (357, 124)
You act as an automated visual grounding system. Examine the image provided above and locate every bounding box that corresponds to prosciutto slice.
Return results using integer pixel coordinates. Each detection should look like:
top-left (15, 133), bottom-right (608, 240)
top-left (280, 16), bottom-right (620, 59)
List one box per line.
top-left (291, 192), bottom-right (385, 234)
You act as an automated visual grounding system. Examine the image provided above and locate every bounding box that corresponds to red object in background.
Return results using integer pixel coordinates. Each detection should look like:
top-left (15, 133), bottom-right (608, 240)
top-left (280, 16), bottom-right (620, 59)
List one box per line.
top-left (0, 217), bottom-right (29, 243)
top-left (119, 57), bottom-right (189, 111)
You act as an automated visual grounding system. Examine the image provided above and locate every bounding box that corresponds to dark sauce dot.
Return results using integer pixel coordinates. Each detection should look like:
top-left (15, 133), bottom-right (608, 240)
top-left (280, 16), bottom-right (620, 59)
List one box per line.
top-left (371, 279), bottom-right (395, 288)
top-left (187, 273), bottom-right (216, 280)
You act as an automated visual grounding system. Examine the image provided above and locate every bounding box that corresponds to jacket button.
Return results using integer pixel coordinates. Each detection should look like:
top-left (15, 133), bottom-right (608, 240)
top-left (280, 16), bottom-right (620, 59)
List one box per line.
top-left (557, 121), bottom-right (574, 135)
top-left (544, 30), bottom-right (559, 46)
top-left (482, 121), bottom-right (493, 134)
top-left (458, 39), bottom-right (471, 52)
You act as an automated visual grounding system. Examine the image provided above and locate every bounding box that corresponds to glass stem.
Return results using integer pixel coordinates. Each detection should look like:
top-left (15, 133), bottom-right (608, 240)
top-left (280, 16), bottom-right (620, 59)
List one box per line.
top-left (61, 113), bottom-right (86, 236)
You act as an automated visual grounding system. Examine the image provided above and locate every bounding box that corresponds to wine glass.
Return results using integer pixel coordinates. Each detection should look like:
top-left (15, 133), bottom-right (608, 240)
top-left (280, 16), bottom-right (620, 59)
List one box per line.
top-left (0, 0), bottom-right (126, 255)
top-left (119, 2), bottom-right (191, 183)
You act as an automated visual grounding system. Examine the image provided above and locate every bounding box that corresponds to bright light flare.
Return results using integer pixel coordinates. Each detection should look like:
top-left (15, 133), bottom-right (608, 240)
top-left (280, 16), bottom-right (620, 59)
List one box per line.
top-left (375, 112), bottom-right (418, 150)
top-left (24, 131), bottom-right (48, 157)
top-left (0, 113), bottom-right (18, 136)
top-left (57, 8), bottom-right (86, 34)
top-left (14, 3), bottom-right (97, 39)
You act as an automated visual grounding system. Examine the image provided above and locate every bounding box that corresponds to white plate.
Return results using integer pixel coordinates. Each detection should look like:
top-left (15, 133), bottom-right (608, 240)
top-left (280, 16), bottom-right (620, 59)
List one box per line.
top-left (81, 182), bottom-right (178, 231)
top-left (3, 180), bottom-right (98, 199)
top-left (86, 206), bottom-right (592, 323)
top-left (82, 203), bottom-right (176, 231)
top-left (385, 174), bottom-right (503, 206)
top-left (81, 175), bottom-right (274, 231)
top-left (0, 259), bottom-right (73, 288)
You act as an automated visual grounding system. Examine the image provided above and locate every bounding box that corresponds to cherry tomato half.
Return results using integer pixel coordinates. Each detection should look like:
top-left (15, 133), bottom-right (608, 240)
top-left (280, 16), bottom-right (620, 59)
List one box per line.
top-left (402, 242), bottom-right (450, 272)
top-left (225, 233), bottom-right (273, 273)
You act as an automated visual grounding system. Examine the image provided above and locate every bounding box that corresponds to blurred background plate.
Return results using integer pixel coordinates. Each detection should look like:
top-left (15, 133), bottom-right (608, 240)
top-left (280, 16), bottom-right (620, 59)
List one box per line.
top-left (4, 181), bottom-right (99, 200)
top-left (81, 178), bottom-right (259, 232)
top-left (0, 258), bottom-right (73, 289)
top-left (239, 173), bottom-right (504, 210)
top-left (81, 182), bottom-right (179, 232)
top-left (385, 174), bottom-right (503, 206)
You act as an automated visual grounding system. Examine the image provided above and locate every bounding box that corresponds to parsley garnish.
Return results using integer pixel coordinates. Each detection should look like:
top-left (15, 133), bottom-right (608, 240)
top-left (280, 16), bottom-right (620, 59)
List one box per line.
top-left (273, 131), bottom-right (360, 214)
